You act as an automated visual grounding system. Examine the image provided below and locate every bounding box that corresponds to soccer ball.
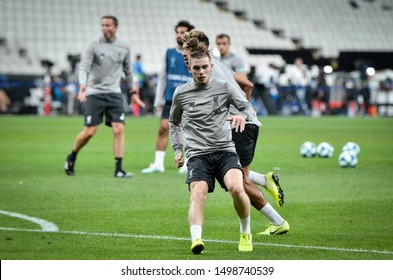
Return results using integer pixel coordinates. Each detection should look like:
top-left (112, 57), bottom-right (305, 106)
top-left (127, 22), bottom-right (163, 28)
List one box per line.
top-left (317, 142), bottom-right (334, 158)
top-left (342, 142), bottom-right (360, 156)
top-left (338, 151), bottom-right (358, 168)
top-left (300, 141), bottom-right (317, 158)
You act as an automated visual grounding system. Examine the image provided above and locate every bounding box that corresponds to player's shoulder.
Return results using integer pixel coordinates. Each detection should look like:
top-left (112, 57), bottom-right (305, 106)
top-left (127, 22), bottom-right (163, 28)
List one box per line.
top-left (210, 76), bottom-right (229, 88)
top-left (175, 80), bottom-right (194, 94)
top-left (88, 37), bottom-right (101, 46)
top-left (166, 47), bottom-right (182, 56)
top-left (113, 37), bottom-right (130, 49)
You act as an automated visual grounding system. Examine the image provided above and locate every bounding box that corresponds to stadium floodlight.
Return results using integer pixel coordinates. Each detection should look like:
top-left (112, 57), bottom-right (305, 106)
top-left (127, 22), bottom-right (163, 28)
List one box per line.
top-left (366, 67), bottom-right (375, 76)
top-left (212, 47), bottom-right (220, 58)
top-left (323, 65), bottom-right (333, 74)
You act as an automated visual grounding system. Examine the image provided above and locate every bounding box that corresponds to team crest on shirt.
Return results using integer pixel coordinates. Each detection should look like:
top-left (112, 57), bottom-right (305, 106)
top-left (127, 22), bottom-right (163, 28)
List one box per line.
top-left (170, 57), bottom-right (177, 68)
top-left (211, 95), bottom-right (222, 115)
top-left (188, 102), bottom-right (195, 111)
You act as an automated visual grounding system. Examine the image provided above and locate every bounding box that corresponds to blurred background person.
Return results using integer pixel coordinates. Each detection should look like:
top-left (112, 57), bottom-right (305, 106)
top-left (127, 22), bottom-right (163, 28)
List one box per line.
top-left (215, 33), bottom-right (247, 78)
top-left (142, 20), bottom-right (195, 174)
top-left (0, 88), bottom-right (11, 114)
top-left (288, 57), bottom-right (311, 115)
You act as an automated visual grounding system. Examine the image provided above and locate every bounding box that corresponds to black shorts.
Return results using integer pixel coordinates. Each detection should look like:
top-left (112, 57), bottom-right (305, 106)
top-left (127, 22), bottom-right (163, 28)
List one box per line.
top-left (186, 152), bottom-right (243, 193)
top-left (232, 124), bottom-right (259, 167)
top-left (84, 93), bottom-right (126, 127)
top-left (160, 101), bottom-right (172, 120)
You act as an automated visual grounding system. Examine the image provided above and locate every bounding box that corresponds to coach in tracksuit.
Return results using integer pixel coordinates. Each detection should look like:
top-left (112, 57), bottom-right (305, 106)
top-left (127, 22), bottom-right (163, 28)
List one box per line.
top-left (64, 15), bottom-right (144, 178)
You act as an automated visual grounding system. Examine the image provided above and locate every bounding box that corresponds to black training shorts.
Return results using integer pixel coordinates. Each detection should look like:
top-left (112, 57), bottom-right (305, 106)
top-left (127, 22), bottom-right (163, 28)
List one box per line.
top-left (84, 93), bottom-right (126, 127)
top-left (232, 124), bottom-right (259, 167)
top-left (160, 101), bottom-right (172, 120)
top-left (186, 152), bottom-right (243, 193)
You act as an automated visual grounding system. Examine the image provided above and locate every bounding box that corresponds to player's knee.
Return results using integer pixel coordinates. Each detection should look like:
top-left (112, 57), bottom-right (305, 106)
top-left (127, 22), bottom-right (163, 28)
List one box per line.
top-left (228, 184), bottom-right (245, 197)
top-left (84, 127), bottom-right (97, 138)
top-left (158, 126), bottom-right (169, 137)
top-left (112, 124), bottom-right (124, 136)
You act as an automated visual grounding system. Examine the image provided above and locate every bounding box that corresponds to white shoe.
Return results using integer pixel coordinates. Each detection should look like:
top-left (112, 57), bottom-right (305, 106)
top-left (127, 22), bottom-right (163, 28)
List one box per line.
top-left (178, 165), bottom-right (187, 174)
top-left (141, 163), bottom-right (164, 173)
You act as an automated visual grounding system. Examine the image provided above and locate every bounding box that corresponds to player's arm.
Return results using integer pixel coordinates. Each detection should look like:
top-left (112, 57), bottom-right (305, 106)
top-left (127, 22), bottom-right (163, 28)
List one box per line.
top-left (234, 72), bottom-right (253, 101)
top-left (169, 92), bottom-right (184, 167)
top-left (227, 83), bottom-right (255, 132)
top-left (154, 56), bottom-right (167, 110)
top-left (124, 47), bottom-right (146, 108)
top-left (78, 41), bottom-right (95, 102)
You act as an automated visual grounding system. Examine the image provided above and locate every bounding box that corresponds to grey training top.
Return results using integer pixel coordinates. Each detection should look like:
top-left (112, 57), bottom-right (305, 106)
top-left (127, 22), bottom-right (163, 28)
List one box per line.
top-left (211, 57), bottom-right (261, 126)
top-left (219, 52), bottom-right (246, 73)
top-left (169, 77), bottom-right (256, 160)
top-left (79, 36), bottom-right (133, 95)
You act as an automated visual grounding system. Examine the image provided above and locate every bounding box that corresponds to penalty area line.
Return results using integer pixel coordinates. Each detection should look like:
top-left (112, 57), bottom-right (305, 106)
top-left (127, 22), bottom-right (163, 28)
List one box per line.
top-left (1, 227), bottom-right (392, 256)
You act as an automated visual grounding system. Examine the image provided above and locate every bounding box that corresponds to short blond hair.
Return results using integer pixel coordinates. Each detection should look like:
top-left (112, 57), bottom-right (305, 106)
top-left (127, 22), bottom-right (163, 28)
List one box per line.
top-left (182, 29), bottom-right (210, 48)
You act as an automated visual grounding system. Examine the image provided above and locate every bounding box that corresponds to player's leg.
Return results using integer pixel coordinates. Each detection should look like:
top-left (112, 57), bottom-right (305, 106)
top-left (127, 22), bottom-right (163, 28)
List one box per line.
top-left (188, 181), bottom-right (208, 255)
top-left (112, 122), bottom-right (131, 178)
top-left (65, 95), bottom-right (103, 176)
top-left (249, 171), bottom-right (285, 207)
top-left (106, 93), bottom-right (131, 178)
top-left (142, 103), bottom-right (171, 173)
top-left (223, 167), bottom-right (252, 252)
top-left (243, 166), bottom-right (289, 235)
top-left (65, 125), bottom-right (98, 176)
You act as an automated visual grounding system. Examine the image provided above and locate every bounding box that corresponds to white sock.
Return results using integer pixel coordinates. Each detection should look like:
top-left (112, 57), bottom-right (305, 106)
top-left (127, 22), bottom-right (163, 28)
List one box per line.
top-left (249, 170), bottom-right (266, 188)
top-left (260, 203), bottom-right (284, 226)
top-left (154, 151), bottom-right (165, 166)
top-left (239, 216), bottom-right (251, 234)
top-left (190, 224), bottom-right (202, 241)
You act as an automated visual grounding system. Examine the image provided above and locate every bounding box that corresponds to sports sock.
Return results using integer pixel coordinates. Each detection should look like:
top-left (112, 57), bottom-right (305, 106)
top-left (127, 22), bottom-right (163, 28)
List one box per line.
top-left (249, 170), bottom-right (266, 188)
top-left (115, 157), bottom-right (123, 171)
top-left (259, 203), bottom-right (284, 226)
top-left (190, 224), bottom-right (202, 241)
top-left (154, 151), bottom-right (165, 167)
top-left (239, 216), bottom-right (251, 234)
top-left (69, 150), bottom-right (77, 161)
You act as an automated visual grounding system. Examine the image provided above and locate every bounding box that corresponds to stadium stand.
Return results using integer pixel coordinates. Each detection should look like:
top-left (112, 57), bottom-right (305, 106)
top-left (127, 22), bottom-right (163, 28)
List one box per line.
top-left (1, 0), bottom-right (392, 74)
top-left (0, 0), bottom-right (392, 115)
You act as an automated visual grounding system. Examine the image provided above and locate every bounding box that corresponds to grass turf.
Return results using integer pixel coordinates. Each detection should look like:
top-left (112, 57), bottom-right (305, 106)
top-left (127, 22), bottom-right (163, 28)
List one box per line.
top-left (0, 115), bottom-right (392, 260)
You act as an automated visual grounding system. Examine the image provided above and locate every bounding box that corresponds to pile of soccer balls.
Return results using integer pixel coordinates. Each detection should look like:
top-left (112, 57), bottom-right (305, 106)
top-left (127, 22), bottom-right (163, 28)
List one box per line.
top-left (300, 141), bottom-right (360, 168)
top-left (339, 142), bottom-right (360, 168)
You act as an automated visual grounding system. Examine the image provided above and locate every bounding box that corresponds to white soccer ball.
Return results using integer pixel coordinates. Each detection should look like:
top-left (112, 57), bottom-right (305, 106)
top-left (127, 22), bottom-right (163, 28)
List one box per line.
top-left (342, 142), bottom-right (361, 156)
top-left (338, 151), bottom-right (358, 168)
top-left (300, 141), bottom-right (317, 158)
top-left (317, 142), bottom-right (334, 158)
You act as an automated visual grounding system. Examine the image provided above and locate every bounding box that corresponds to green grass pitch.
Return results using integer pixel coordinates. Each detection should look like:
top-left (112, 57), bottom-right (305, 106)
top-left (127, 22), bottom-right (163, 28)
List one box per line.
top-left (0, 115), bottom-right (392, 260)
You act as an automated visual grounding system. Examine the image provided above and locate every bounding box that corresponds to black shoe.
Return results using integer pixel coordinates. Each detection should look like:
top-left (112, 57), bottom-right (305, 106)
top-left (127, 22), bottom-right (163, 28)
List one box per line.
top-left (114, 169), bottom-right (132, 178)
top-left (64, 154), bottom-right (75, 176)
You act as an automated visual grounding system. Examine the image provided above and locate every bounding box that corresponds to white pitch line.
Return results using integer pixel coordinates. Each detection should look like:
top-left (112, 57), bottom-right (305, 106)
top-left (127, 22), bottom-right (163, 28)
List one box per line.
top-left (0, 210), bottom-right (58, 232)
top-left (1, 227), bottom-right (392, 256)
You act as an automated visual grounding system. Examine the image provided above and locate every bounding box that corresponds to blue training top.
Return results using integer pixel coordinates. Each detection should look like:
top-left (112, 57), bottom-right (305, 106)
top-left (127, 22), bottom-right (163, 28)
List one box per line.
top-left (164, 48), bottom-right (192, 102)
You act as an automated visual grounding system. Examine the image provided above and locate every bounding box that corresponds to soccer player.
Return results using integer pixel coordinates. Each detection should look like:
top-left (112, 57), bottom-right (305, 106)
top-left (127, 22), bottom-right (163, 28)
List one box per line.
top-left (141, 20), bottom-right (194, 174)
top-left (64, 15), bottom-right (144, 178)
top-left (182, 31), bottom-right (289, 235)
top-left (169, 44), bottom-right (254, 254)
top-left (215, 33), bottom-right (247, 78)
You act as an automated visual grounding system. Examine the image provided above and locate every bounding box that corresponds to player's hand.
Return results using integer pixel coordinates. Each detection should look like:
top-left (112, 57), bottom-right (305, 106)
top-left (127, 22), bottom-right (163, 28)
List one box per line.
top-left (227, 114), bottom-right (246, 133)
top-left (131, 93), bottom-right (146, 108)
top-left (77, 85), bottom-right (87, 102)
top-left (174, 152), bottom-right (184, 168)
top-left (77, 92), bottom-right (86, 102)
